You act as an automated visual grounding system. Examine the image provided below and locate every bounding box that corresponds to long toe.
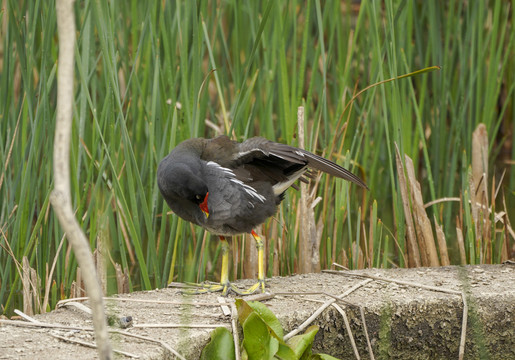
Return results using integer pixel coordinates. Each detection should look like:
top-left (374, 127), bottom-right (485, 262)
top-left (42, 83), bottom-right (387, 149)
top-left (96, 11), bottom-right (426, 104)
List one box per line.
top-left (234, 278), bottom-right (266, 296)
top-left (170, 280), bottom-right (266, 296)
top-left (178, 281), bottom-right (226, 295)
top-left (171, 280), bottom-right (240, 296)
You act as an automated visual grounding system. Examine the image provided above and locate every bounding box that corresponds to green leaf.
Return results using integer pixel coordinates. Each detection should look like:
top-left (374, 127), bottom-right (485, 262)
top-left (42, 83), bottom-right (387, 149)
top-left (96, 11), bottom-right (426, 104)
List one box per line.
top-left (200, 327), bottom-right (235, 360)
top-left (241, 348), bottom-right (248, 360)
top-left (238, 299), bottom-right (295, 359)
top-left (248, 300), bottom-right (284, 340)
top-left (242, 312), bottom-right (275, 360)
top-left (235, 298), bottom-right (254, 324)
top-left (275, 343), bottom-right (297, 360)
top-left (308, 354), bottom-right (341, 360)
top-left (287, 325), bottom-right (319, 358)
top-left (236, 299), bottom-right (284, 340)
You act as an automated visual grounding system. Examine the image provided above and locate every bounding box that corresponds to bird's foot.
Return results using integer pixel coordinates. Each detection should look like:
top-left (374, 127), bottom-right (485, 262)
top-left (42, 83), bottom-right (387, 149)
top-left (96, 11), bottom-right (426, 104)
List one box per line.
top-left (237, 278), bottom-right (266, 295)
top-left (169, 279), bottom-right (266, 296)
top-left (185, 281), bottom-right (245, 296)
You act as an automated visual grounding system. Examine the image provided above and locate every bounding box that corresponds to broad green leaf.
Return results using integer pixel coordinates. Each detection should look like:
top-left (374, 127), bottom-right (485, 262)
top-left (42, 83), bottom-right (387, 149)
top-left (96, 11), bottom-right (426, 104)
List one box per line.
top-left (287, 325), bottom-right (319, 358)
top-left (238, 299), bottom-right (293, 359)
top-left (236, 299), bottom-right (285, 340)
top-left (242, 312), bottom-right (274, 360)
top-left (200, 327), bottom-right (235, 360)
top-left (248, 300), bottom-right (284, 340)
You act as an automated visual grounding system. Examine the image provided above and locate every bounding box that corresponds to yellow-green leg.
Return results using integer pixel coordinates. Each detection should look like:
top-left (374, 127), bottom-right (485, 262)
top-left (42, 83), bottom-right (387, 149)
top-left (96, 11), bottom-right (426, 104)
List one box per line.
top-left (179, 233), bottom-right (266, 296)
top-left (239, 230), bottom-right (266, 294)
top-left (182, 236), bottom-right (247, 296)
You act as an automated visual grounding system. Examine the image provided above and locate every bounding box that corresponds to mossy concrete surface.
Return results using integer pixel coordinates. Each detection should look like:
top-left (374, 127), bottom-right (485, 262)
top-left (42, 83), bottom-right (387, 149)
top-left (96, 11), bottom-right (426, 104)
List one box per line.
top-left (307, 265), bottom-right (514, 359)
top-left (0, 264), bottom-right (513, 359)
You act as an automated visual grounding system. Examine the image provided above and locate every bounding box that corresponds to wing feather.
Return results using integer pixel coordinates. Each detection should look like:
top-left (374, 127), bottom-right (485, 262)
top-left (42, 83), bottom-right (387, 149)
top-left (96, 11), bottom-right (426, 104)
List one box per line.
top-left (234, 137), bottom-right (368, 189)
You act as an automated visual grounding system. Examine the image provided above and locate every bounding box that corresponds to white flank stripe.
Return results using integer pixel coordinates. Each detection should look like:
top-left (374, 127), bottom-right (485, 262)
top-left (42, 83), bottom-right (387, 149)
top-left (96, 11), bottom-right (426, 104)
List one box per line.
top-left (230, 178), bottom-right (266, 202)
top-left (207, 161), bottom-right (266, 203)
top-left (206, 161), bottom-right (234, 176)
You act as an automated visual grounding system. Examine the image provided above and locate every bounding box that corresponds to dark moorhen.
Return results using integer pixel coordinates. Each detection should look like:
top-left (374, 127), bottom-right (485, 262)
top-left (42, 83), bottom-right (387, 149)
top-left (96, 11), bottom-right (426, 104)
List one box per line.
top-left (157, 135), bottom-right (367, 295)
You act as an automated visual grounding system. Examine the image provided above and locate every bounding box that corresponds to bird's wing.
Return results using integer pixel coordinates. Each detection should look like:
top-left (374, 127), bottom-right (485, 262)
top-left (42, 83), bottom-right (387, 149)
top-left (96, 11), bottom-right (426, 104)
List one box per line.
top-left (236, 137), bottom-right (368, 189)
top-left (201, 136), bottom-right (305, 187)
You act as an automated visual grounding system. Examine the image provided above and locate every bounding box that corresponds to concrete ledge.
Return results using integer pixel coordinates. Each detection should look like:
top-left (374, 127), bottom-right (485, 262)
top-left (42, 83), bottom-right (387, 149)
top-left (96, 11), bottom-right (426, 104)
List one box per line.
top-left (1, 264), bottom-right (513, 359)
top-left (307, 265), bottom-right (514, 359)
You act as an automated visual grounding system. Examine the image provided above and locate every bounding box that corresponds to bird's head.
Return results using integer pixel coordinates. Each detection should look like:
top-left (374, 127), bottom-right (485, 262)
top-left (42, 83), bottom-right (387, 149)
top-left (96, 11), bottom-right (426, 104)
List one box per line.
top-left (157, 160), bottom-right (209, 216)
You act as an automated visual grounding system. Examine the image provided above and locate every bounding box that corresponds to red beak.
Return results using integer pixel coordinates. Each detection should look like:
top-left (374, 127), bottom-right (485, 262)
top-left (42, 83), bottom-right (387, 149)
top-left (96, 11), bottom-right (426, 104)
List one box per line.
top-left (199, 192), bottom-right (209, 217)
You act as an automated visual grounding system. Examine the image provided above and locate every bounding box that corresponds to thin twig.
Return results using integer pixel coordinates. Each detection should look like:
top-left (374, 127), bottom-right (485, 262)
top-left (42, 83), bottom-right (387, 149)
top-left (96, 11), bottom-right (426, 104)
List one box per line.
top-left (0, 319), bottom-right (87, 331)
top-left (242, 292), bottom-right (276, 302)
top-left (332, 303), bottom-right (360, 359)
top-left (61, 301), bottom-right (93, 315)
top-left (112, 330), bottom-right (187, 360)
top-left (57, 296), bottom-right (227, 307)
top-left (14, 309), bottom-right (43, 324)
top-left (50, 334), bottom-right (139, 358)
top-left (323, 270), bottom-right (462, 295)
top-left (424, 195), bottom-right (514, 237)
top-left (360, 307), bottom-right (375, 360)
top-left (132, 323), bottom-right (229, 329)
top-left (423, 197), bottom-right (461, 208)
top-left (275, 291), bottom-right (354, 306)
top-left (230, 302), bottom-right (241, 360)
top-left (283, 279), bottom-right (372, 341)
top-left (52, 0), bottom-right (111, 357)
top-left (458, 293), bottom-right (468, 360)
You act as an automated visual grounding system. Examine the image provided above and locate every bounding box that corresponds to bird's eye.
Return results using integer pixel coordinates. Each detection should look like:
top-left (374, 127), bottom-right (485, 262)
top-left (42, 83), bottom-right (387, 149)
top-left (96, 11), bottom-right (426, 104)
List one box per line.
top-left (196, 194), bottom-right (202, 201)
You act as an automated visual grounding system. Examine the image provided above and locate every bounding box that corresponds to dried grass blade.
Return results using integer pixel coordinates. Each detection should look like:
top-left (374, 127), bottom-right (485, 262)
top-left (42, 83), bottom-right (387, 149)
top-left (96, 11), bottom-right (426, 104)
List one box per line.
top-left (405, 154), bottom-right (439, 266)
top-left (394, 143), bottom-right (420, 267)
top-left (434, 216), bottom-right (450, 266)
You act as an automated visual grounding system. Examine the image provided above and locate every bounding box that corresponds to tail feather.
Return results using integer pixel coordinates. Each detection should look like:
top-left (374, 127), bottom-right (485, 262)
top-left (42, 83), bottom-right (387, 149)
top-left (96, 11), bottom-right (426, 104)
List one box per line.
top-left (237, 137), bottom-right (368, 190)
top-left (268, 143), bottom-right (368, 189)
top-left (301, 150), bottom-right (368, 189)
